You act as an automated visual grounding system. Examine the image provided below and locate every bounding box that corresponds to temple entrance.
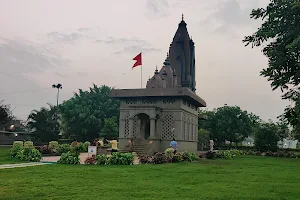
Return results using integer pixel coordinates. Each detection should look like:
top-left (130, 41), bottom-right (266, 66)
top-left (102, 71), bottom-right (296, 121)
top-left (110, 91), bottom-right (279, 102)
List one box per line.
top-left (135, 113), bottom-right (150, 139)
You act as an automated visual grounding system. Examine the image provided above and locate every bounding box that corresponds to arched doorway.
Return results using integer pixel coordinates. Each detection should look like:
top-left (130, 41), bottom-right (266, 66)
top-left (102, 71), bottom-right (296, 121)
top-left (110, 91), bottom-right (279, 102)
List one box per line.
top-left (135, 113), bottom-right (150, 139)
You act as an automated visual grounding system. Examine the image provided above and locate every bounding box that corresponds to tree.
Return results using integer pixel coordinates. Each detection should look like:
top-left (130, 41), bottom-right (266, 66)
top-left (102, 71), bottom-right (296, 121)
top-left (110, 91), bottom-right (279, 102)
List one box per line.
top-left (27, 104), bottom-right (59, 143)
top-left (254, 121), bottom-right (280, 152)
top-left (0, 101), bottom-right (12, 130)
top-left (199, 106), bottom-right (255, 146)
top-left (198, 128), bottom-right (210, 150)
top-left (99, 117), bottom-right (118, 140)
top-left (59, 84), bottom-right (120, 142)
top-left (243, 0), bottom-right (300, 99)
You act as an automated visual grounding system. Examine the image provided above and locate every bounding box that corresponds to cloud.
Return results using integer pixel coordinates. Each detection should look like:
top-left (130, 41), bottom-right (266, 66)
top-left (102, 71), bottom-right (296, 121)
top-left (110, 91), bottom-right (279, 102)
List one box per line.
top-left (77, 72), bottom-right (87, 77)
top-left (95, 37), bottom-right (148, 46)
top-left (78, 27), bottom-right (90, 32)
top-left (0, 37), bottom-right (65, 74)
top-left (145, 0), bottom-right (169, 17)
top-left (200, 0), bottom-right (260, 36)
top-left (47, 32), bottom-right (84, 43)
top-left (114, 45), bottom-right (161, 55)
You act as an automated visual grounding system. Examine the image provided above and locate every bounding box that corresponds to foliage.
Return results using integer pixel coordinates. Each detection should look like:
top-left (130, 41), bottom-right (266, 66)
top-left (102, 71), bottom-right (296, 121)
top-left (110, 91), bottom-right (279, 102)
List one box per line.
top-left (106, 152), bottom-right (134, 165)
top-left (12, 147), bottom-right (42, 162)
top-left (243, 0), bottom-right (300, 99)
top-left (254, 121), bottom-right (280, 152)
top-left (172, 153), bottom-right (183, 163)
top-left (36, 145), bottom-right (52, 155)
top-left (0, 101), bottom-right (13, 130)
top-left (10, 146), bottom-right (22, 158)
top-left (70, 142), bottom-right (84, 155)
top-left (13, 141), bottom-right (23, 147)
top-left (99, 117), bottom-right (119, 140)
top-left (96, 154), bottom-right (108, 165)
top-left (24, 141), bottom-right (33, 148)
top-left (206, 151), bottom-right (217, 160)
top-left (59, 84), bottom-right (120, 141)
top-left (83, 141), bottom-right (91, 152)
top-left (164, 148), bottom-right (174, 159)
top-left (27, 104), bottom-right (59, 143)
top-left (84, 157), bottom-right (97, 165)
top-left (199, 106), bottom-right (255, 145)
top-left (198, 128), bottom-right (210, 150)
top-left (152, 153), bottom-right (168, 164)
top-left (57, 144), bottom-right (71, 155)
top-left (139, 155), bottom-right (153, 164)
top-left (216, 150), bottom-right (243, 160)
top-left (57, 151), bottom-right (80, 164)
top-left (48, 141), bottom-right (59, 153)
top-left (181, 152), bottom-right (199, 162)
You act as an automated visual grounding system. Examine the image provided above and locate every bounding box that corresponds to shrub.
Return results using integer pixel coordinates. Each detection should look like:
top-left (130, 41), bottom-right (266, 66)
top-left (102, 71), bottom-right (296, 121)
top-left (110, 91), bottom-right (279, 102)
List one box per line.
top-left (164, 148), bottom-right (174, 158)
top-left (172, 153), bottom-right (183, 163)
top-left (139, 155), bottom-right (153, 164)
top-left (84, 157), bottom-right (96, 164)
top-left (57, 151), bottom-right (80, 164)
top-left (24, 141), bottom-right (34, 148)
top-left (10, 145), bottom-right (22, 157)
top-left (206, 151), bottom-right (217, 159)
top-left (57, 144), bottom-right (71, 155)
top-left (16, 147), bottom-right (42, 162)
top-left (36, 145), bottom-right (52, 154)
top-left (153, 153), bottom-right (168, 164)
top-left (83, 141), bottom-right (91, 152)
top-left (49, 141), bottom-right (59, 152)
top-left (199, 152), bottom-right (206, 159)
top-left (13, 141), bottom-right (23, 147)
top-left (216, 150), bottom-right (235, 160)
top-left (96, 154), bottom-right (108, 165)
top-left (182, 152), bottom-right (199, 162)
top-left (106, 152), bottom-right (134, 165)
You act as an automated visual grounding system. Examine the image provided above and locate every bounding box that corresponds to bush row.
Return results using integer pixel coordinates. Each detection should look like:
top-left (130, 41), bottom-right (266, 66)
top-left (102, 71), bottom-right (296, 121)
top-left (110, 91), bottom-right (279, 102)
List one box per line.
top-left (83, 153), bottom-right (135, 165)
top-left (35, 141), bottom-right (90, 155)
top-left (10, 145), bottom-right (42, 162)
top-left (244, 150), bottom-right (300, 158)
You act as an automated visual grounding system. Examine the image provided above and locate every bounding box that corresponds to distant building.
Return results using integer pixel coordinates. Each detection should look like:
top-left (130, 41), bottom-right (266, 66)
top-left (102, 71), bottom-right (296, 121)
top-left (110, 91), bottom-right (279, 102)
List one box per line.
top-left (111, 16), bottom-right (206, 154)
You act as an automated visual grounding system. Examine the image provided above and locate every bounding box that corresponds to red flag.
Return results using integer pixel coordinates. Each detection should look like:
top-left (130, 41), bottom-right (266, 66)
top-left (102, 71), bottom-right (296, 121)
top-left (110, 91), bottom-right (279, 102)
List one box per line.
top-left (132, 52), bottom-right (142, 69)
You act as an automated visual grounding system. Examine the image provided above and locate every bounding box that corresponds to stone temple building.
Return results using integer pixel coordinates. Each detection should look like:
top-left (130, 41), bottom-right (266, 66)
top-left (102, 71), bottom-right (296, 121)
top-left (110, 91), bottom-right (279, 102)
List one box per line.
top-left (110, 16), bottom-right (206, 154)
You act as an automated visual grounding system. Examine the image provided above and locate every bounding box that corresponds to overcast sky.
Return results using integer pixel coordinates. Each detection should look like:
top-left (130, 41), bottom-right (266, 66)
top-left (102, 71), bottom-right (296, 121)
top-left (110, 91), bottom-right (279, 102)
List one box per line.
top-left (0, 0), bottom-right (289, 121)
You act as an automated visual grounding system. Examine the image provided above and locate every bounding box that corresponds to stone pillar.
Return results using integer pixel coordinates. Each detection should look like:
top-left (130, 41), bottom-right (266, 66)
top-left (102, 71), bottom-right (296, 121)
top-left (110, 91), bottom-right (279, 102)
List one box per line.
top-left (149, 118), bottom-right (156, 139)
top-left (128, 118), bottom-right (134, 138)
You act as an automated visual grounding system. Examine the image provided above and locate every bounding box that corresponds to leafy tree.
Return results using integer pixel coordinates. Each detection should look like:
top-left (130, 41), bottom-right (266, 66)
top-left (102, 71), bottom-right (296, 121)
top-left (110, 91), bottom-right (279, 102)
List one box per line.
top-left (199, 106), bottom-right (254, 146)
top-left (254, 121), bottom-right (280, 152)
top-left (59, 84), bottom-right (120, 142)
top-left (0, 101), bottom-right (12, 130)
top-left (198, 128), bottom-right (210, 150)
top-left (243, 0), bottom-right (300, 99)
top-left (99, 117), bottom-right (118, 140)
top-left (27, 104), bottom-right (59, 143)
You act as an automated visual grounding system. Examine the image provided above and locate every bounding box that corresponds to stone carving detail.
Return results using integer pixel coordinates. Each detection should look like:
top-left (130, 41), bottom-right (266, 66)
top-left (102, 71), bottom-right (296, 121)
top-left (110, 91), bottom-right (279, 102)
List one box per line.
top-left (162, 113), bottom-right (174, 139)
top-left (163, 99), bottom-right (175, 104)
top-left (124, 112), bottom-right (130, 138)
top-left (132, 116), bottom-right (139, 138)
top-left (142, 100), bottom-right (157, 104)
top-left (126, 100), bottom-right (137, 104)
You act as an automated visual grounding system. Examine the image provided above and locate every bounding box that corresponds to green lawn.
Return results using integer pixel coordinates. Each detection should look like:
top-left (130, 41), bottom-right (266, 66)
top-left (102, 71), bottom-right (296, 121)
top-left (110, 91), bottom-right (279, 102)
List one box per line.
top-left (0, 156), bottom-right (300, 200)
top-left (0, 147), bottom-right (24, 165)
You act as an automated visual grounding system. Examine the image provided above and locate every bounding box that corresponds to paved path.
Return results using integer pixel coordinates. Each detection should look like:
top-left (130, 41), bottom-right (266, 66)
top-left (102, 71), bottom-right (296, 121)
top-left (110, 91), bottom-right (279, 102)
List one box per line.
top-left (0, 162), bottom-right (52, 169)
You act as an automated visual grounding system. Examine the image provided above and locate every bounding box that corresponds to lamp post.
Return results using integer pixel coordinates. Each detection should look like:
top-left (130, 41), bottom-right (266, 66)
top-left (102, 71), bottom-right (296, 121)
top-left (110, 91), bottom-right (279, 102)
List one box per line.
top-left (52, 83), bottom-right (62, 107)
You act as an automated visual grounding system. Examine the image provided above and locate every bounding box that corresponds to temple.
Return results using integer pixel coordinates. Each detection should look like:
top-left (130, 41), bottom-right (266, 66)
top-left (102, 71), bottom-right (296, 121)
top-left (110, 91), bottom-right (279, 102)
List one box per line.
top-left (110, 16), bottom-right (206, 154)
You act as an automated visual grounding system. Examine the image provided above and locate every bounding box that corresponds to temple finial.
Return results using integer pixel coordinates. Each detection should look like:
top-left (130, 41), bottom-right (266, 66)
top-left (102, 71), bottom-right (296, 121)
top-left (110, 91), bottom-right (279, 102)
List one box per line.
top-left (182, 13), bottom-right (184, 21)
top-left (167, 52), bottom-right (169, 58)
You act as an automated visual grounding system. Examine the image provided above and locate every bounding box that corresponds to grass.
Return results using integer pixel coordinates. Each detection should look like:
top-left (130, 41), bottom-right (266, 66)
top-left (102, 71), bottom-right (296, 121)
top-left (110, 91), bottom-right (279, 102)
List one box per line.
top-left (0, 147), bottom-right (25, 165)
top-left (0, 156), bottom-right (300, 200)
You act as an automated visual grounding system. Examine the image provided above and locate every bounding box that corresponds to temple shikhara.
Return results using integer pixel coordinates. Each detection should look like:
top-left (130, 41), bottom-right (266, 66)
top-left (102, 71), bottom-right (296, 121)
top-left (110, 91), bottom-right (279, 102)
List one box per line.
top-left (110, 16), bottom-right (206, 154)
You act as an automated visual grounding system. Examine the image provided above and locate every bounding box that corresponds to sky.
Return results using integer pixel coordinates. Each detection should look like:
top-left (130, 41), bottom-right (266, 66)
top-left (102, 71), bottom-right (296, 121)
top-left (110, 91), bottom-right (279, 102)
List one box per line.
top-left (0, 0), bottom-right (290, 121)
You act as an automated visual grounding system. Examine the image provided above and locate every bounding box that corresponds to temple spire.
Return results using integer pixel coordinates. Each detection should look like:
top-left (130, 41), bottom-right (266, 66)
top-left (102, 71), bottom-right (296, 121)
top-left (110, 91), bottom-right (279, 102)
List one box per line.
top-left (182, 13), bottom-right (184, 21)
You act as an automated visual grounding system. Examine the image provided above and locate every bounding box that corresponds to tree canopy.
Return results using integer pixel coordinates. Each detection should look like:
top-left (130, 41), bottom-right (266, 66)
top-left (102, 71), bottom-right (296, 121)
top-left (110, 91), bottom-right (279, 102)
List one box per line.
top-left (59, 84), bottom-right (120, 141)
top-left (243, 0), bottom-right (300, 99)
top-left (0, 101), bottom-right (11, 130)
top-left (199, 106), bottom-right (255, 145)
top-left (99, 116), bottom-right (119, 140)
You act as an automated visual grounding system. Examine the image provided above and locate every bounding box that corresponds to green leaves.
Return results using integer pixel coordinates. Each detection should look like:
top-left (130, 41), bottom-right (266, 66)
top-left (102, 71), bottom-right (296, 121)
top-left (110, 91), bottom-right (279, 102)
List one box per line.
top-left (243, 0), bottom-right (300, 98)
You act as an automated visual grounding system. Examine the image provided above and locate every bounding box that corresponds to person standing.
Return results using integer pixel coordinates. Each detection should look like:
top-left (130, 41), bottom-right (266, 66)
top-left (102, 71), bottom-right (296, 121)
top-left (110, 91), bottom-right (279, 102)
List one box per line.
top-left (170, 138), bottom-right (178, 154)
top-left (109, 138), bottom-right (118, 153)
